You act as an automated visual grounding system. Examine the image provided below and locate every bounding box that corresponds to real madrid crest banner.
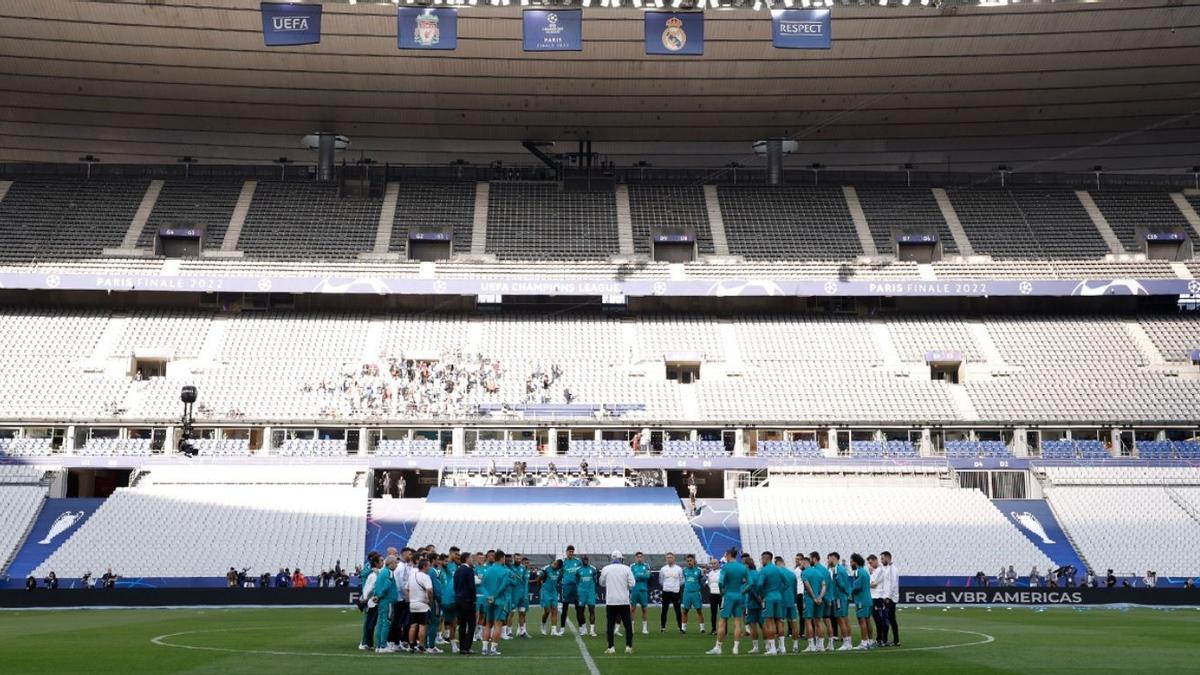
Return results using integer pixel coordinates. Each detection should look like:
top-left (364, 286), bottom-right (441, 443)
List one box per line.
top-left (644, 12), bottom-right (704, 56)
top-left (398, 7), bottom-right (458, 50)
top-left (522, 10), bottom-right (583, 52)
top-left (260, 2), bottom-right (322, 47)
top-left (771, 9), bottom-right (832, 49)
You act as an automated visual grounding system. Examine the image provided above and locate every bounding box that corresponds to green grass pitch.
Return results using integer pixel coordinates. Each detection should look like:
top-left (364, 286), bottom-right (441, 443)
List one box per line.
top-left (1, 605), bottom-right (1197, 673)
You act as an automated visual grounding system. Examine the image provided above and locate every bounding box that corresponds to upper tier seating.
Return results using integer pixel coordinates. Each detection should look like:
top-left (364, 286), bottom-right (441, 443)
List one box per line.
top-left (628, 185), bottom-right (714, 255)
top-left (33, 469), bottom-right (364, 578)
top-left (137, 179), bottom-right (244, 250)
top-left (470, 440), bottom-right (538, 457)
top-left (945, 440), bottom-right (1012, 459)
top-left (189, 438), bottom-right (251, 457)
top-left (739, 486), bottom-right (1054, 575)
top-left (389, 182), bottom-right (476, 257)
top-left (1138, 314), bottom-right (1200, 363)
top-left (947, 189), bottom-right (1109, 259)
top-left (0, 179), bottom-right (148, 262)
top-left (855, 186), bottom-right (958, 255)
top-left (0, 438), bottom-right (55, 457)
top-left (1089, 191), bottom-right (1193, 252)
top-left (718, 186), bottom-right (862, 260)
top-left (486, 183), bottom-right (619, 260)
top-left (239, 182), bottom-right (381, 260)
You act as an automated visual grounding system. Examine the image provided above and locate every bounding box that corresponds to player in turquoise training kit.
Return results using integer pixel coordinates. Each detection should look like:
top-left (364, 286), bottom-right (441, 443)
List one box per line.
top-left (681, 554), bottom-right (706, 633)
top-left (481, 550), bottom-right (511, 656)
top-left (707, 547), bottom-right (749, 655)
top-left (850, 553), bottom-right (876, 650)
top-left (775, 556), bottom-right (802, 653)
top-left (801, 551), bottom-right (830, 652)
top-left (577, 556), bottom-right (599, 636)
top-left (742, 554), bottom-right (765, 653)
top-left (559, 545), bottom-right (582, 633)
top-left (828, 552), bottom-right (854, 651)
top-left (539, 559), bottom-right (563, 636)
top-left (513, 554), bottom-right (531, 638)
top-left (630, 552), bottom-right (652, 634)
top-left (756, 550), bottom-right (787, 655)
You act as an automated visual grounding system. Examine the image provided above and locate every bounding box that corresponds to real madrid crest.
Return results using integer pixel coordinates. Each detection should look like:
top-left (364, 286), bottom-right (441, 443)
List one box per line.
top-left (415, 12), bottom-right (440, 47)
top-left (662, 16), bottom-right (686, 52)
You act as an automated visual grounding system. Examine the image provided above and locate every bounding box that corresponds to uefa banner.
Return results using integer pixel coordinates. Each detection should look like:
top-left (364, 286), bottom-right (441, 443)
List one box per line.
top-left (398, 7), bottom-right (457, 50)
top-left (522, 10), bottom-right (582, 52)
top-left (260, 2), bottom-right (322, 47)
top-left (644, 12), bottom-right (704, 56)
top-left (772, 8), bottom-right (832, 49)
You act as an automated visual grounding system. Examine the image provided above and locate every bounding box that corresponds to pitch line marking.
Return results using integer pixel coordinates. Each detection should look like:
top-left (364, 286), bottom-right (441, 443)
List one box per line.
top-left (567, 619), bottom-right (603, 675)
top-left (149, 624), bottom-right (993, 661)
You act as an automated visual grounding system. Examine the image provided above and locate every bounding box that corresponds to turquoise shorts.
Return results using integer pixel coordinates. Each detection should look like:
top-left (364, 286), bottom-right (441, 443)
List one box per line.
top-left (746, 604), bottom-right (763, 625)
top-left (630, 588), bottom-right (649, 607)
top-left (832, 597), bottom-right (849, 618)
top-left (719, 593), bottom-right (745, 620)
top-left (476, 598), bottom-right (487, 615)
top-left (855, 600), bottom-right (872, 620)
top-left (783, 605), bottom-right (798, 621)
top-left (540, 592), bottom-right (558, 610)
top-left (561, 584), bottom-right (578, 604)
top-left (578, 589), bottom-right (596, 606)
top-left (682, 591), bottom-right (703, 611)
top-left (513, 593), bottom-right (528, 611)
top-left (762, 593), bottom-right (784, 620)
top-left (802, 596), bottom-right (822, 620)
top-left (485, 601), bottom-right (509, 624)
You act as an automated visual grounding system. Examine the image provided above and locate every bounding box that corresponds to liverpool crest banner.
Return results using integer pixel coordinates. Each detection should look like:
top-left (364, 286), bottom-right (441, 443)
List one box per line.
top-left (398, 7), bottom-right (458, 50)
top-left (772, 9), bottom-right (831, 49)
top-left (644, 12), bottom-right (703, 56)
top-left (523, 10), bottom-right (583, 52)
top-left (261, 2), bottom-right (322, 46)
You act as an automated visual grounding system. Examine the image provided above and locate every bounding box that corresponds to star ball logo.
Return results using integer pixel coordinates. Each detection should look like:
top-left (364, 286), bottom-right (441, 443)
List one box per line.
top-left (823, 281), bottom-right (838, 295)
top-left (1019, 281), bottom-right (1033, 295)
top-left (1188, 280), bottom-right (1200, 295)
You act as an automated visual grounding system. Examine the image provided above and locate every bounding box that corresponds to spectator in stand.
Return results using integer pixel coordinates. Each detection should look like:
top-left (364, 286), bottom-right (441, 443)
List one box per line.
top-left (259, 572), bottom-right (271, 588)
top-left (974, 571), bottom-right (989, 587)
top-left (1085, 569), bottom-right (1096, 588)
top-left (226, 567), bottom-right (238, 588)
top-left (1144, 571), bottom-right (1157, 588)
top-left (1029, 566), bottom-right (1040, 588)
top-left (1185, 578), bottom-right (1195, 589)
top-left (45, 572), bottom-right (58, 589)
top-left (275, 568), bottom-right (290, 588)
top-left (81, 572), bottom-right (93, 589)
top-left (101, 568), bottom-right (117, 589)
top-left (25, 575), bottom-right (36, 591)
top-left (293, 569), bottom-right (309, 588)
top-left (1105, 569), bottom-right (1117, 588)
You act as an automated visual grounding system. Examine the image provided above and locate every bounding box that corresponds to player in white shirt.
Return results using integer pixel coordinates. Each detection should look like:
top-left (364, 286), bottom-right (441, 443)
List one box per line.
top-left (407, 558), bottom-right (437, 654)
top-left (658, 553), bottom-right (684, 633)
top-left (599, 551), bottom-right (636, 654)
top-left (705, 560), bottom-right (721, 636)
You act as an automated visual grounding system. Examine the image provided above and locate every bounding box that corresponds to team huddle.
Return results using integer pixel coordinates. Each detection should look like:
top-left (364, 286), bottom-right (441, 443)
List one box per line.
top-left (357, 543), bottom-right (901, 656)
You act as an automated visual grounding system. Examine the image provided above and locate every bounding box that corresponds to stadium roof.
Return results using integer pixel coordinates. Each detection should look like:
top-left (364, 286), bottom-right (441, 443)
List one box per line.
top-left (1, 0), bottom-right (1198, 172)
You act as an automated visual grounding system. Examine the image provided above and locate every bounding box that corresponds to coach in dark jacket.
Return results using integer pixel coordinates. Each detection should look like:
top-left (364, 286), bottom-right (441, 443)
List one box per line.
top-left (453, 557), bottom-right (477, 654)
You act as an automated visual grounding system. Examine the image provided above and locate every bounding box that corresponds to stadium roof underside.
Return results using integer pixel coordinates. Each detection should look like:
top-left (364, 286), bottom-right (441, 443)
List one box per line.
top-left (1, 0), bottom-right (1199, 172)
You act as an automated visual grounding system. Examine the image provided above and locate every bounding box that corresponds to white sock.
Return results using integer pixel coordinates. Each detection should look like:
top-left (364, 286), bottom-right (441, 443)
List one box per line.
top-left (817, 638), bottom-right (825, 649)
top-left (777, 637), bottom-right (785, 651)
top-left (752, 639), bottom-right (760, 649)
top-left (700, 623), bottom-right (705, 632)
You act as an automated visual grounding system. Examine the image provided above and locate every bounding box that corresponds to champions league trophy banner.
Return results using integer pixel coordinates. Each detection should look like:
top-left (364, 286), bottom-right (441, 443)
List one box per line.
top-left (398, 7), bottom-right (458, 50)
top-left (644, 12), bottom-right (704, 56)
top-left (260, 2), bottom-right (322, 46)
top-left (523, 10), bottom-right (583, 51)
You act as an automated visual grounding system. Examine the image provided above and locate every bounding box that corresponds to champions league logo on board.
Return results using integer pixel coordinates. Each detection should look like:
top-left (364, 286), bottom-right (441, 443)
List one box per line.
top-left (414, 12), bottom-right (440, 47)
top-left (662, 17), bottom-right (687, 52)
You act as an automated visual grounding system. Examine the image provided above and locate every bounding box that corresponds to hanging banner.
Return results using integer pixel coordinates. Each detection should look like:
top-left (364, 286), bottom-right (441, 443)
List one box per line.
top-left (522, 10), bottom-right (583, 52)
top-left (398, 7), bottom-right (458, 50)
top-left (644, 12), bottom-right (704, 56)
top-left (772, 8), bottom-right (832, 49)
top-left (260, 2), bottom-right (322, 46)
